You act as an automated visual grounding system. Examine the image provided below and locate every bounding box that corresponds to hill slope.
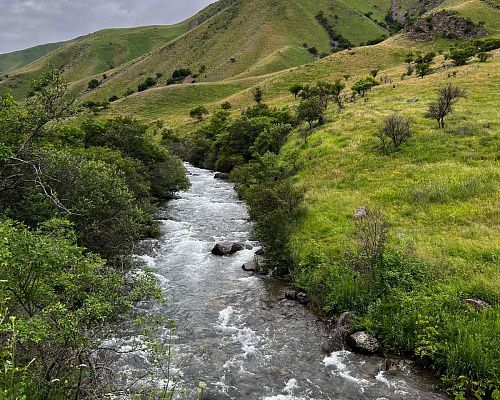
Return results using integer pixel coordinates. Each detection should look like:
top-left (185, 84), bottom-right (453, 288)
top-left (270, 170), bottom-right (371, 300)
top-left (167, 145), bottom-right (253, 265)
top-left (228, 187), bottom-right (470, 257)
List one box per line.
top-left (0, 23), bottom-right (190, 99)
top-left (0, 41), bottom-right (67, 75)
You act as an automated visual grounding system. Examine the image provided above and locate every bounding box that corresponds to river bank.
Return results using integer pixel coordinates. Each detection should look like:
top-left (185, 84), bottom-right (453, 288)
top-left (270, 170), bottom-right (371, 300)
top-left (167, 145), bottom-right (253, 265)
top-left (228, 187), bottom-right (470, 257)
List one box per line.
top-left (114, 164), bottom-right (448, 400)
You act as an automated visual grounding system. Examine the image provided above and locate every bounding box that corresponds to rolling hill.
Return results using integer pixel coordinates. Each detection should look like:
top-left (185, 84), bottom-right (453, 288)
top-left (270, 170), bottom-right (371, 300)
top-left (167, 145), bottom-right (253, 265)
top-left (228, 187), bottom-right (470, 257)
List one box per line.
top-left (1, 0), bottom-right (435, 101)
top-left (0, 41), bottom-right (68, 75)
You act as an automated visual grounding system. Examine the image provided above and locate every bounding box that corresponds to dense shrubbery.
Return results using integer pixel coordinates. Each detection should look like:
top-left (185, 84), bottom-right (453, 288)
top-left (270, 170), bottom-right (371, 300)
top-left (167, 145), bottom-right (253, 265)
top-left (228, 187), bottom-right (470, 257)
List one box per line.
top-left (0, 68), bottom-right (188, 397)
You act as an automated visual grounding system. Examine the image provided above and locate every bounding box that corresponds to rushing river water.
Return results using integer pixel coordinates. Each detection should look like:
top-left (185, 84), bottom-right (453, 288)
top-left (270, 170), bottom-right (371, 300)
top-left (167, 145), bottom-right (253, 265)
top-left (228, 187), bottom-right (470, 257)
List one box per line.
top-left (123, 164), bottom-right (445, 400)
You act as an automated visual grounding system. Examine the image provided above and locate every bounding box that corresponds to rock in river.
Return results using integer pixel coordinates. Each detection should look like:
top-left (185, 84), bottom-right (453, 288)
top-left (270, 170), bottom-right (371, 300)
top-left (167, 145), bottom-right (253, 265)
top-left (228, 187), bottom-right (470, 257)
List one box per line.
top-left (347, 331), bottom-right (382, 355)
top-left (211, 242), bottom-right (244, 256)
top-left (214, 172), bottom-right (230, 180)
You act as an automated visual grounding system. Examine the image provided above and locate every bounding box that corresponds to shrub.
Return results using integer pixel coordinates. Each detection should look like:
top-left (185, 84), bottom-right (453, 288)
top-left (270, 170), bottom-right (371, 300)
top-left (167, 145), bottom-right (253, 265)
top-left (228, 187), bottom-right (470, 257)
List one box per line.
top-left (352, 76), bottom-right (380, 97)
top-left (289, 84), bottom-right (303, 99)
top-left (477, 52), bottom-right (491, 62)
top-left (252, 86), bottom-right (264, 104)
top-left (190, 105), bottom-right (209, 122)
top-left (138, 77), bottom-right (157, 92)
top-left (297, 97), bottom-right (324, 130)
top-left (88, 79), bottom-right (99, 89)
top-left (220, 101), bottom-right (232, 110)
top-left (354, 208), bottom-right (389, 280)
top-left (427, 83), bottom-right (466, 128)
top-left (448, 47), bottom-right (476, 66)
top-left (376, 114), bottom-right (412, 150)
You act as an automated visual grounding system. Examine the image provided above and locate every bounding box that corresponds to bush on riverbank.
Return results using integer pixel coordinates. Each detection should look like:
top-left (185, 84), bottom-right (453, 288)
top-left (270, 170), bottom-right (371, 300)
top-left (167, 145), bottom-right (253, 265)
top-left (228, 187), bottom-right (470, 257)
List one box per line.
top-left (0, 69), bottom-right (187, 397)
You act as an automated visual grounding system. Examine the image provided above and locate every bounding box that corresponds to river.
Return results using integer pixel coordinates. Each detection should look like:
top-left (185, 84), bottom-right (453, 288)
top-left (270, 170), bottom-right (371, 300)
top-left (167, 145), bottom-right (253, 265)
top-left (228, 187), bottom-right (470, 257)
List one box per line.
top-left (121, 164), bottom-right (445, 400)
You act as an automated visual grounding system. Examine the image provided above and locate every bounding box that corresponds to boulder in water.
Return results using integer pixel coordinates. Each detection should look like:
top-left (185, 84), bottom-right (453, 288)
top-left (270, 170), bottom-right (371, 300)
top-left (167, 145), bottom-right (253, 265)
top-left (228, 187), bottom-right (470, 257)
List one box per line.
top-left (284, 290), bottom-right (309, 305)
top-left (255, 248), bottom-right (265, 256)
top-left (242, 261), bottom-right (257, 272)
top-left (347, 331), bottom-right (382, 355)
top-left (214, 172), bottom-right (230, 180)
top-left (211, 242), bottom-right (244, 256)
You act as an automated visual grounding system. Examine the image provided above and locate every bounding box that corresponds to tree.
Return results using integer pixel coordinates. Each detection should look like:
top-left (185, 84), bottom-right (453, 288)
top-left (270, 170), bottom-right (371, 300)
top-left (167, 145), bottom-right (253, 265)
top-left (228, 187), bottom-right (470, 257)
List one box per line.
top-left (297, 97), bottom-right (324, 130)
top-left (415, 52), bottom-right (435, 78)
top-left (448, 47), bottom-right (476, 66)
top-left (289, 84), bottom-right (303, 99)
top-left (415, 62), bottom-right (433, 78)
top-left (221, 101), bottom-right (232, 110)
top-left (190, 105), bottom-right (209, 122)
top-left (376, 114), bottom-right (412, 150)
top-left (427, 84), bottom-right (466, 129)
top-left (352, 76), bottom-right (380, 97)
top-left (330, 78), bottom-right (346, 109)
top-left (88, 79), bottom-right (100, 89)
top-left (252, 87), bottom-right (264, 104)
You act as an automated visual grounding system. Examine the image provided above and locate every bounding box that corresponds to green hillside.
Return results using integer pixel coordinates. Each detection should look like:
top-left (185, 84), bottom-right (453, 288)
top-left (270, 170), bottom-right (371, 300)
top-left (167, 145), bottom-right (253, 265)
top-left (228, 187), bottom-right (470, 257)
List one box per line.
top-left (0, 41), bottom-right (67, 75)
top-left (82, 0), bottom-right (394, 102)
top-left (0, 23), bottom-right (189, 99)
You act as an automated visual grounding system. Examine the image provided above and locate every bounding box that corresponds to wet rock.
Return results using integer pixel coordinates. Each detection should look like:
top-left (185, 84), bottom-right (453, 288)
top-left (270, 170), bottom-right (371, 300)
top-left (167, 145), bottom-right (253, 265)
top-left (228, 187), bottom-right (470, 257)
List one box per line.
top-left (214, 172), bottom-right (230, 180)
top-left (285, 290), bottom-right (298, 300)
top-left (347, 331), bottom-right (382, 355)
top-left (211, 242), bottom-right (244, 256)
top-left (242, 261), bottom-right (257, 272)
top-left (231, 242), bottom-right (244, 253)
top-left (255, 248), bottom-right (265, 256)
top-left (284, 290), bottom-right (309, 305)
top-left (244, 243), bottom-right (254, 250)
top-left (463, 298), bottom-right (491, 310)
top-left (353, 206), bottom-right (368, 220)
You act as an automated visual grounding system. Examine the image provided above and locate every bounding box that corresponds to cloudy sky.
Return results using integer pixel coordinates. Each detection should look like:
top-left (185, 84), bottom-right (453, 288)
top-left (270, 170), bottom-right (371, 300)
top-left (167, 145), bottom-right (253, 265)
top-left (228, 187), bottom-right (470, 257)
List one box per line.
top-left (0, 0), bottom-right (216, 54)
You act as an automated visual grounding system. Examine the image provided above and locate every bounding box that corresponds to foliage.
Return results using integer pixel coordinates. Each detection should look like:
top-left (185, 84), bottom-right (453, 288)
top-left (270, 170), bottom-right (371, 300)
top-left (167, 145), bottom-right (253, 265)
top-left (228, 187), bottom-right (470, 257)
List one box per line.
top-left (138, 76), bottom-right (157, 92)
top-left (376, 114), bottom-right (412, 150)
top-left (189, 105), bottom-right (209, 122)
top-left (252, 86), bottom-right (264, 104)
top-left (88, 78), bottom-right (100, 89)
top-left (296, 97), bottom-right (324, 130)
top-left (447, 47), bottom-right (476, 66)
top-left (352, 75), bottom-right (380, 97)
top-left (427, 84), bottom-right (466, 129)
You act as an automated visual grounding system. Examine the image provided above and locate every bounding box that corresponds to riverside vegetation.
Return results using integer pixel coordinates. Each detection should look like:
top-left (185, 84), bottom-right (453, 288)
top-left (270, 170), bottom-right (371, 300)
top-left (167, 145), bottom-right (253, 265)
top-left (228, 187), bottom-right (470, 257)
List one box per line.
top-left (0, 69), bottom-right (189, 399)
top-left (1, 0), bottom-right (499, 398)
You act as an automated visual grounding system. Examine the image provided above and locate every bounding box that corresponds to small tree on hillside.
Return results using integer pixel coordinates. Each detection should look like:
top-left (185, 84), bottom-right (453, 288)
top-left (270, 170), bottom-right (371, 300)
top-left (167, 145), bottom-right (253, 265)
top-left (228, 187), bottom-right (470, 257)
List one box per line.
top-left (221, 101), bottom-right (232, 110)
top-left (376, 114), bottom-right (412, 150)
top-left (415, 52), bottom-right (435, 78)
top-left (352, 76), bottom-right (380, 97)
top-left (252, 87), bottom-right (264, 104)
top-left (330, 78), bottom-right (345, 109)
top-left (447, 47), bottom-right (476, 66)
top-left (297, 97), bottom-right (324, 130)
top-left (190, 105), bottom-right (209, 122)
top-left (88, 79), bottom-right (99, 90)
top-left (427, 83), bottom-right (466, 129)
top-left (289, 84), bottom-right (303, 99)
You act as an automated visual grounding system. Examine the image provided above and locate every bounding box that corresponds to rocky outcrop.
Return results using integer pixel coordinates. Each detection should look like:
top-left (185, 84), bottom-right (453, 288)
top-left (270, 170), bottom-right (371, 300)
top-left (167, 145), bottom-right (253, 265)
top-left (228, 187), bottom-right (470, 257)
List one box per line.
top-left (347, 331), bottom-right (382, 355)
top-left (407, 11), bottom-right (488, 41)
top-left (463, 298), bottom-right (491, 310)
top-left (211, 242), bottom-right (244, 256)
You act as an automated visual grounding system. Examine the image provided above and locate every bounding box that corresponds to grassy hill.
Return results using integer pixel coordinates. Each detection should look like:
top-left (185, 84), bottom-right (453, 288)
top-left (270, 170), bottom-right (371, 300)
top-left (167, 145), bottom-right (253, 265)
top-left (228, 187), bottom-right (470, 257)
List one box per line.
top-left (0, 41), bottom-right (67, 75)
top-left (0, 23), bottom-right (190, 99)
top-left (1, 0), bottom-right (401, 102)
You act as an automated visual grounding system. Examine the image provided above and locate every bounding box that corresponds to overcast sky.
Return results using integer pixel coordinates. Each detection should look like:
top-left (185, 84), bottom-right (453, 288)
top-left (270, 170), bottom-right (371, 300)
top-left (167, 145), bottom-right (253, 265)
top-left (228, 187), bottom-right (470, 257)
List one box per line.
top-left (0, 0), bottom-right (216, 54)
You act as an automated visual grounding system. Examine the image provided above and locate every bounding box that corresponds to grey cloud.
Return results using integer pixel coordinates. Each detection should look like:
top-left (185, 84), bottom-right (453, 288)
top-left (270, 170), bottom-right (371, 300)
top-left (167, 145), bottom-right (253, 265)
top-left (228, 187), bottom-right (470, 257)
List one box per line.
top-left (0, 0), bottom-right (215, 53)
